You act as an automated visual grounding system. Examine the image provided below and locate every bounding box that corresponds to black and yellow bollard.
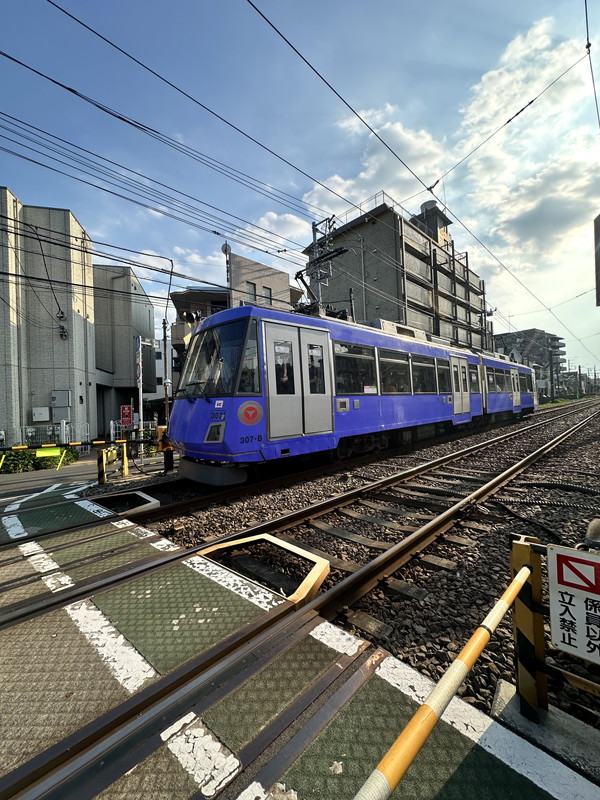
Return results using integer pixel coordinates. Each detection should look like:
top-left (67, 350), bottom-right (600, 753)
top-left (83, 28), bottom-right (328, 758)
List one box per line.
top-left (511, 535), bottom-right (548, 721)
top-left (97, 448), bottom-right (108, 485)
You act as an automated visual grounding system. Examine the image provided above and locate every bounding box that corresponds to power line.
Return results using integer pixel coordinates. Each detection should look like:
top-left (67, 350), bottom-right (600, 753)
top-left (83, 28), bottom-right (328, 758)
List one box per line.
top-left (243, 3), bottom-right (599, 361)
top-left (435, 54), bottom-right (589, 185)
top-left (0, 126), bottom-right (309, 260)
top-left (0, 144), bottom-right (308, 267)
top-left (0, 112), bottom-right (315, 250)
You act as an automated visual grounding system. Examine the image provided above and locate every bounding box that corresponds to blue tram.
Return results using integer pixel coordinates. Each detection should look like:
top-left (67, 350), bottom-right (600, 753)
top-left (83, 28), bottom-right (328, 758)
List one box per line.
top-left (168, 306), bottom-right (536, 484)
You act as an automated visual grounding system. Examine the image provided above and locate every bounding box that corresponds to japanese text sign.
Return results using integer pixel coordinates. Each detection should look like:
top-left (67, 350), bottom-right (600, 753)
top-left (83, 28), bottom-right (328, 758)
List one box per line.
top-left (548, 545), bottom-right (600, 666)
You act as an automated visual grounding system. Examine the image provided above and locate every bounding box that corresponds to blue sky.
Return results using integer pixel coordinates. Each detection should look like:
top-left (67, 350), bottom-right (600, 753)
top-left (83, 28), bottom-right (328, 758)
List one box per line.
top-left (2, 0), bottom-right (599, 370)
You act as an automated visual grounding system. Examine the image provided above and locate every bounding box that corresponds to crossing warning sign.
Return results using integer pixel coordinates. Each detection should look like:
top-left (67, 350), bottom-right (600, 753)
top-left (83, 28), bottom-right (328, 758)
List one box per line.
top-left (548, 545), bottom-right (600, 665)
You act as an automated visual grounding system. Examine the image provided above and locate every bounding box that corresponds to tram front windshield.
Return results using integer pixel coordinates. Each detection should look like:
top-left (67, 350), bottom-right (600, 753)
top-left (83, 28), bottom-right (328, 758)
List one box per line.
top-left (177, 319), bottom-right (256, 398)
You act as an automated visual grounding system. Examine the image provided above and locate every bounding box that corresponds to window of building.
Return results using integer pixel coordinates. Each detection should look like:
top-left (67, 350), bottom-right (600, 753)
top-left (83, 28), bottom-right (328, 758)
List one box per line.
top-left (379, 349), bottom-right (411, 393)
top-left (263, 286), bottom-right (272, 305)
top-left (155, 351), bottom-right (162, 360)
top-left (436, 359), bottom-right (451, 393)
top-left (412, 356), bottom-right (437, 393)
top-left (334, 342), bottom-right (376, 394)
top-left (246, 281), bottom-right (257, 303)
top-left (157, 377), bottom-right (163, 385)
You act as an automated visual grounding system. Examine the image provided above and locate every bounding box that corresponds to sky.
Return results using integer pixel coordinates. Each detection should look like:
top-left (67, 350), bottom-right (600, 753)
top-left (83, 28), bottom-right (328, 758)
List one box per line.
top-left (2, 0), bottom-right (599, 372)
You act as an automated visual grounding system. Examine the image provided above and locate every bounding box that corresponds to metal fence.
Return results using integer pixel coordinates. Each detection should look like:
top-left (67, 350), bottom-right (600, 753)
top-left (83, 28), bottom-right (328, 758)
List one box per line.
top-left (15, 423), bottom-right (91, 452)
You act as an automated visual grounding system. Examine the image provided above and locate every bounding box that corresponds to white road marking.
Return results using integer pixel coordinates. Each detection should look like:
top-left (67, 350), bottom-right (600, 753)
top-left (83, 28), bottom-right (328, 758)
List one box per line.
top-left (1, 515), bottom-right (27, 539)
top-left (65, 599), bottom-right (157, 693)
top-left (160, 712), bottom-right (240, 797)
top-left (310, 621), bottom-right (365, 655)
top-left (184, 556), bottom-right (285, 611)
top-left (376, 655), bottom-right (598, 800)
top-left (18, 541), bottom-right (74, 592)
top-left (75, 500), bottom-right (113, 518)
top-left (4, 483), bottom-right (62, 512)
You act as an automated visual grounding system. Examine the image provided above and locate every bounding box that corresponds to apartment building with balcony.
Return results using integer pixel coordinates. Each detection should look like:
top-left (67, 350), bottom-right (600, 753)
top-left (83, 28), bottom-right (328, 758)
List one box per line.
top-left (306, 192), bottom-right (491, 350)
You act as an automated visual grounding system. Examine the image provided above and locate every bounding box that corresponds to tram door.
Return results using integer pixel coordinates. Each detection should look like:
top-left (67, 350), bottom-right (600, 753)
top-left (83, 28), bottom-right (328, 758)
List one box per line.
top-left (264, 323), bottom-right (333, 439)
top-left (450, 355), bottom-right (470, 416)
top-left (510, 368), bottom-right (521, 408)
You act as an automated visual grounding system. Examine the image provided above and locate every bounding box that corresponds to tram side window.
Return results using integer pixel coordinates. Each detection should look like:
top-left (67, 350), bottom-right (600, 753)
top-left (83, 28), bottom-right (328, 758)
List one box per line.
top-left (334, 342), bottom-right (377, 394)
top-left (499, 370), bottom-right (511, 392)
top-left (379, 349), bottom-right (411, 393)
top-left (274, 341), bottom-right (295, 394)
top-left (486, 368), bottom-right (497, 393)
top-left (527, 373), bottom-right (534, 392)
top-left (436, 359), bottom-right (451, 393)
top-left (453, 364), bottom-right (461, 392)
top-left (237, 319), bottom-right (260, 394)
top-left (469, 364), bottom-right (480, 393)
top-left (308, 344), bottom-right (326, 394)
top-left (412, 356), bottom-right (437, 393)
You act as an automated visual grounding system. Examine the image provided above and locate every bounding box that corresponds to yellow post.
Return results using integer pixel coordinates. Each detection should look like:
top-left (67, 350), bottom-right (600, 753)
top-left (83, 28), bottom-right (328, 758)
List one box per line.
top-left (353, 566), bottom-right (532, 800)
top-left (511, 536), bottom-right (548, 720)
top-left (56, 448), bottom-right (68, 470)
top-left (120, 442), bottom-right (129, 478)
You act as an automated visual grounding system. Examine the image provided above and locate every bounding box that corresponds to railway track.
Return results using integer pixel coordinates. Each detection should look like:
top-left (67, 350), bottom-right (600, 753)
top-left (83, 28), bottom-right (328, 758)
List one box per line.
top-left (0, 403), bottom-right (599, 799)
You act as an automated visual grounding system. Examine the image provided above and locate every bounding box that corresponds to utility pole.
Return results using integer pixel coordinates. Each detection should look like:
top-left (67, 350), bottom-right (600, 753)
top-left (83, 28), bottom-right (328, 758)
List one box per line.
top-left (310, 217), bottom-right (335, 306)
top-left (549, 348), bottom-right (555, 401)
top-left (162, 318), bottom-right (171, 424)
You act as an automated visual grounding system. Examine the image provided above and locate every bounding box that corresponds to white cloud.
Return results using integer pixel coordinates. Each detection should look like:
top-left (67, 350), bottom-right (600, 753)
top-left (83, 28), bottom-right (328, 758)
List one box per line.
top-left (293, 17), bottom-right (599, 363)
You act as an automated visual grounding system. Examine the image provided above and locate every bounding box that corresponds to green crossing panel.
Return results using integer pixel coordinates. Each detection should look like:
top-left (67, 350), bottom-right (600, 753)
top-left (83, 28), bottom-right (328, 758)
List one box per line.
top-left (278, 672), bottom-right (555, 800)
top-left (46, 521), bottom-right (136, 548)
top-left (204, 634), bottom-right (340, 752)
top-left (68, 545), bottom-right (164, 582)
top-left (93, 746), bottom-right (198, 800)
top-left (0, 500), bottom-right (112, 542)
top-left (51, 530), bottom-right (139, 564)
top-left (93, 560), bottom-right (278, 674)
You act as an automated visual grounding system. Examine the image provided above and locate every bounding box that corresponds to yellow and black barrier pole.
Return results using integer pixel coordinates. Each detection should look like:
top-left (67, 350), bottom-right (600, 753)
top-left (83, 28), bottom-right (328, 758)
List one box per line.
top-left (510, 535), bottom-right (548, 721)
top-left (97, 448), bottom-right (108, 485)
top-left (352, 565), bottom-right (532, 800)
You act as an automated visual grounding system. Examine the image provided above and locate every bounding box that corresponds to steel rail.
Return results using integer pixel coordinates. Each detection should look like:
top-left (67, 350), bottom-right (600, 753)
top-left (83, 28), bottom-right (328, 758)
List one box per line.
top-left (3, 409), bottom-right (598, 800)
top-left (1, 404), bottom-right (597, 631)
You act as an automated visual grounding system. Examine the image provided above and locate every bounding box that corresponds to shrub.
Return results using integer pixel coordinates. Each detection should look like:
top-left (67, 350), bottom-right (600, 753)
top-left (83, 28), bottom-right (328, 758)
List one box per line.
top-left (0, 447), bottom-right (80, 474)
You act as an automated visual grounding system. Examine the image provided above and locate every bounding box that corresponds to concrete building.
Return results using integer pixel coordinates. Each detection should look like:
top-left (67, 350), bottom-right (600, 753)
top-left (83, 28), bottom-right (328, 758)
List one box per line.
top-left (306, 192), bottom-right (491, 350)
top-left (94, 265), bottom-right (156, 435)
top-left (0, 186), bottom-right (96, 445)
top-left (493, 328), bottom-right (566, 398)
top-left (0, 187), bottom-right (155, 444)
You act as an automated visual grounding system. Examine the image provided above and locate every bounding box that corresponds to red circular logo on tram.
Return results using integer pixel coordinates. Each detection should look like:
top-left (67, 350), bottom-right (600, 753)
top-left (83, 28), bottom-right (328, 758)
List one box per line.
top-left (238, 401), bottom-right (263, 426)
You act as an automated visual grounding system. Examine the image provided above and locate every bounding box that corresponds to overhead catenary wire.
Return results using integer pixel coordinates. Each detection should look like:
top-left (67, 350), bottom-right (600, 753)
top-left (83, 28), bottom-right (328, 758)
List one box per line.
top-left (5, 7), bottom-right (596, 361)
top-left (0, 144), bottom-right (308, 268)
top-left (0, 129), bottom-right (310, 260)
top-left (244, 1), bottom-right (600, 363)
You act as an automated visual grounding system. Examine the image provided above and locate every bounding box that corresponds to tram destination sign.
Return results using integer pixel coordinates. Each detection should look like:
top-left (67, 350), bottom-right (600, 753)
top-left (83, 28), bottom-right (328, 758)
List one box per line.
top-left (548, 545), bottom-right (600, 665)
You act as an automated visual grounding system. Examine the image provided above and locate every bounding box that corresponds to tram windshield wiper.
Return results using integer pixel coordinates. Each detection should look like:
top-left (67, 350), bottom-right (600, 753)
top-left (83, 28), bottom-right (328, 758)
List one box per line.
top-left (182, 381), bottom-right (211, 403)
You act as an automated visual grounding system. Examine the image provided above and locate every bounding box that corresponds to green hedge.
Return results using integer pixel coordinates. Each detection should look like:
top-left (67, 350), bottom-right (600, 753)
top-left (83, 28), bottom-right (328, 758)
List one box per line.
top-left (0, 447), bottom-right (80, 474)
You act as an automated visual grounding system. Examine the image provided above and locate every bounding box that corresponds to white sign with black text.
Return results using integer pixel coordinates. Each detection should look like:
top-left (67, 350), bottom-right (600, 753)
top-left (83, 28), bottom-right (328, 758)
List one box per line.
top-left (548, 545), bottom-right (600, 666)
